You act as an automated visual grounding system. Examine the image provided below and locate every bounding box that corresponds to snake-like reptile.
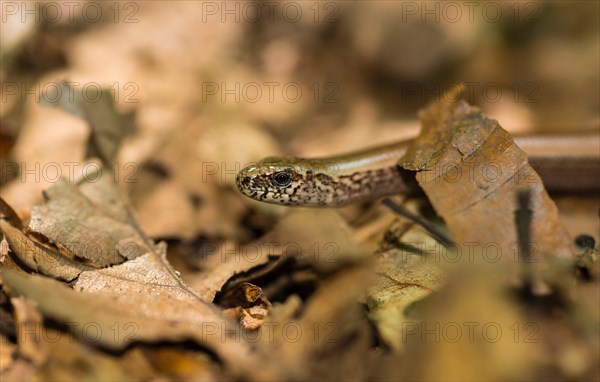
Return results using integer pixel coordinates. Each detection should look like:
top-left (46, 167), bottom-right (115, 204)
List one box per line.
top-left (236, 134), bottom-right (600, 207)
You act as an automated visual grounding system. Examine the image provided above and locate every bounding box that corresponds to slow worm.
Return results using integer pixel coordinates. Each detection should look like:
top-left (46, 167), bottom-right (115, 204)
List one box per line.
top-left (236, 133), bottom-right (600, 207)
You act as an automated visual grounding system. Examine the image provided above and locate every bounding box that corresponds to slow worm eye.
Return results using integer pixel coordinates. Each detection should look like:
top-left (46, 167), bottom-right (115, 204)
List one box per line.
top-left (272, 171), bottom-right (293, 188)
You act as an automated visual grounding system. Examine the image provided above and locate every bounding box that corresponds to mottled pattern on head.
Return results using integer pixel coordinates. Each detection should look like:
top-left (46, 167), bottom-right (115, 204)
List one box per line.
top-left (236, 156), bottom-right (406, 207)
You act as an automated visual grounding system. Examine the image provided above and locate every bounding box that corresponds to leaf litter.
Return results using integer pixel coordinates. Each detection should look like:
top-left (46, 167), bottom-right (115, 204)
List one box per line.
top-left (1, 73), bottom-right (598, 382)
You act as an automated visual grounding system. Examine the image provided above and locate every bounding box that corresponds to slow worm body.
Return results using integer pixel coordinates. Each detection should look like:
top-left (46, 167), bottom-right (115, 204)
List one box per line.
top-left (236, 134), bottom-right (600, 207)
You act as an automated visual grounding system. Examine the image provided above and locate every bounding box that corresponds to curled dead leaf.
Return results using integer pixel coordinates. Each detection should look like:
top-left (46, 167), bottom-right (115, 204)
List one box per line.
top-left (400, 100), bottom-right (573, 261)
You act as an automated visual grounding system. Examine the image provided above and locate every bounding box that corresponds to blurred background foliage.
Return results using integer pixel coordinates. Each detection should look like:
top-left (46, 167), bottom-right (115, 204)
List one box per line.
top-left (2, 1), bottom-right (598, 137)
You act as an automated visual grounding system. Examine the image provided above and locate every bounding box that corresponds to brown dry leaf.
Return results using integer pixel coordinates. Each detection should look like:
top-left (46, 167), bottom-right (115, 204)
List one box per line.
top-left (1, 182), bottom-right (255, 378)
top-left (367, 236), bottom-right (445, 351)
top-left (187, 240), bottom-right (277, 302)
top-left (28, 177), bottom-right (149, 267)
top-left (189, 209), bottom-right (368, 302)
top-left (0, 202), bottom-right (30, 275)
top-left (10, 297), bottom-right (47, 366)
top-left (1, 269), bottom-right (257, 376)
top-left (0, 220), bottom-right (89, 281)
top-left (255, 265), bottom-right (375, 381)
top-left (0, 89), bottom-right (89, 215)
top-left (400, 100), bottom-right (573, 261)
top-left (366, 199), bottom-right (452, 352)
top-left (41, 81), bottom-right (134, 165)
top-left (73, 242), bottom-right (194, 297)
top-left (2, 79), bottom-right (133, 218)
top-left (261, 209), bottom-right (371, 272)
